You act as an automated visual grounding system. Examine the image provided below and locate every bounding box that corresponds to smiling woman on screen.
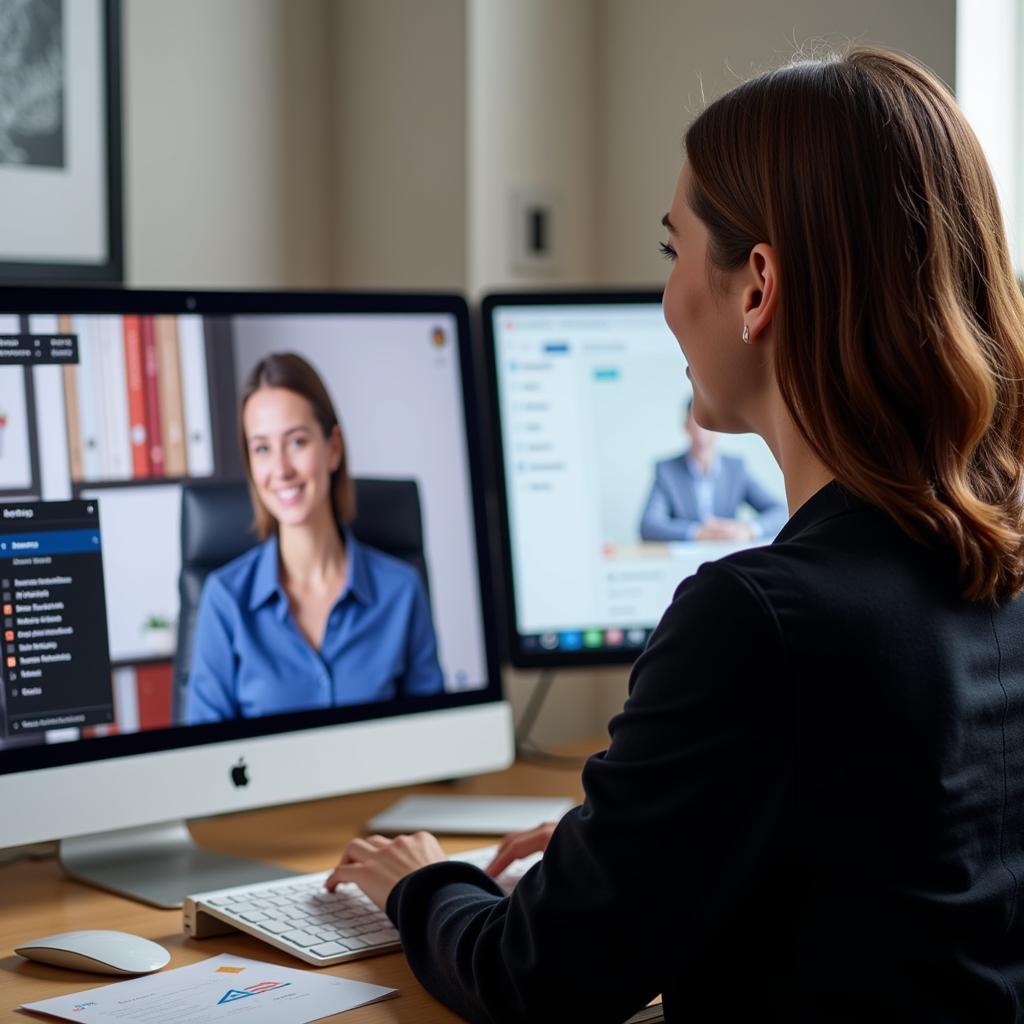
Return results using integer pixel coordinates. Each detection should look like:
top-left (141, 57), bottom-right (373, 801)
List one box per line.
top-left (185, 353), bottom-right (443, 723)
top-left (326, 49), bottom-right (1024, 1022)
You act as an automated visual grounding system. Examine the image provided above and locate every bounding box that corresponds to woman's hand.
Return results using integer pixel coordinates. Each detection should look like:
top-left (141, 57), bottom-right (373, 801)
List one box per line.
top-left (484, 821), bottom-right (556, 877)
top-left (696, 517), bottom-right (754, 541)
top-left (325, 831), bottom-right (447, 910)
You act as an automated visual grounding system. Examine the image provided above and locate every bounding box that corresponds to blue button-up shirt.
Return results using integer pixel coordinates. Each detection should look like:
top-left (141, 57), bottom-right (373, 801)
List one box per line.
top-left (185, 528), bottom-right (444, 723)
top-left (685, 453), bottom-right (721, 537)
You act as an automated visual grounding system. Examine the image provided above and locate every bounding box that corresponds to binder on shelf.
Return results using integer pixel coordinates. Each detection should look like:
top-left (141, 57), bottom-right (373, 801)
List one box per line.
top-left (154, 315), bottom-right (187, 478)
top-left (136, 662), bottom-right (173, 732)
top-left (98, 315), bottom-right (132, 481)
top-left (73, 316), bottom-right (102, 482)
top-left (112, 666), bottom-right (140, 733)
top-left (177, 314), bottom-right (215, 478)
top-left (141, 316), bottom-right (165, 477)
top-left (60, 314), bottom-right (84, 482)
top-left (123, 315), bottom-right (151, 478)
top-left (92, 318), bottom-right (115, 480)
top-left (82, 721), bottom-right (118, 739)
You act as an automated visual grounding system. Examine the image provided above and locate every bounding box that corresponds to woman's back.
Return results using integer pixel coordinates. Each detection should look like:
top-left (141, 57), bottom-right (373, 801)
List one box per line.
top-left (672, 481), bottom-right (1024, 1018)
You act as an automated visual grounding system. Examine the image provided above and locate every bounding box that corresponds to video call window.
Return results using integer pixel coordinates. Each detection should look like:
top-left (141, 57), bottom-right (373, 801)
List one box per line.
top-left (488, 299), bottom-right (787, 660)
top-left (0, 310), bottom-right (488, 753)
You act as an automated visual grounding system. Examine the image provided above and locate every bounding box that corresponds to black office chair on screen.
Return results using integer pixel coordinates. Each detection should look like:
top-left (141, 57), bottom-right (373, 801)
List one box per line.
top-left (172, 477), bottom-right (430, 722)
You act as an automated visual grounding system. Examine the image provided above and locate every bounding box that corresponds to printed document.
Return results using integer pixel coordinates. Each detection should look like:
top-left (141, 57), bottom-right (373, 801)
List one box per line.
top-left (20, 952), bottom-right (397, 1023)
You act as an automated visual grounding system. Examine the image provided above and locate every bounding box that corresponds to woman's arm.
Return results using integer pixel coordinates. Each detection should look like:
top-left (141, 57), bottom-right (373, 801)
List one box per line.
top-left (640, 469), bottom-right (703, 541)
top-left (400, 573), bottom-right (445, 696)
top-left (739, 467), bottom-right (788, 538)
top-left (384, 561), bottom-right (794, 1023)
top-left (184, 577), bottom-right (241, 724)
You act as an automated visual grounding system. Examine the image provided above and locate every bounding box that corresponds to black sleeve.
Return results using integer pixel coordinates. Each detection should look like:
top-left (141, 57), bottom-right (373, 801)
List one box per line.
top-left (387, 562), bottom-right (794, 1024)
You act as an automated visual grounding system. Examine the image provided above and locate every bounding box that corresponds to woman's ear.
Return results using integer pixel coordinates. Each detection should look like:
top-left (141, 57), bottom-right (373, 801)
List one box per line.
top-left (329, 425), bottom-right (343, 472)
top-left (741, 243), bottom-right (779, 343)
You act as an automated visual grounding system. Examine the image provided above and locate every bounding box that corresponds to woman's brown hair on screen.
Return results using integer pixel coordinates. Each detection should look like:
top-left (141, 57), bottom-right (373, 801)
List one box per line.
top-left (685, 46), bottom-right (1024, 603)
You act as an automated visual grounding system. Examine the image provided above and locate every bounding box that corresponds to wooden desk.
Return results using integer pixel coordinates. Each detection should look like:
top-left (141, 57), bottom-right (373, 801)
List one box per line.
top-left (0, 751), bottom-right (590, 1021)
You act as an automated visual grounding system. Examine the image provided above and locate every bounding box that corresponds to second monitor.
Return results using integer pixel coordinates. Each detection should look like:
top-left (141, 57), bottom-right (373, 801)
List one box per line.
top-left (483, 290), bottom-right (787, 667)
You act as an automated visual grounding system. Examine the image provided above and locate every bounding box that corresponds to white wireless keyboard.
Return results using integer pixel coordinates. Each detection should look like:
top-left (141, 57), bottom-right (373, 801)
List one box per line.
top-left (183, 845), bottom-right (540, 967)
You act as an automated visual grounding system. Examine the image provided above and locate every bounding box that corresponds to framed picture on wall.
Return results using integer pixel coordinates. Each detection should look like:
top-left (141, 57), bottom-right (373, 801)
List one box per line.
top-left (0, 0), bottom-right (123, 283)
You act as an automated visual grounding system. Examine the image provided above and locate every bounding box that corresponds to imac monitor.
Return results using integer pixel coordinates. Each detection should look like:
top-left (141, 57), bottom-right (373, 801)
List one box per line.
top-left (482, 291), bottom-right (787, 667)
top-left (0, 287), bottom-right (511, 905)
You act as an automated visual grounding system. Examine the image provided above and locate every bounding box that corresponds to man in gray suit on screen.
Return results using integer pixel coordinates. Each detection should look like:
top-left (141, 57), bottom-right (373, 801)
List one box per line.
top-left (639, 401), bottom-right (787, 543)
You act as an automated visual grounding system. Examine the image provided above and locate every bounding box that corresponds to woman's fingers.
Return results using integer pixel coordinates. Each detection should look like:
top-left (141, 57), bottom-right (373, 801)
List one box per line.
top-left (341, 835), bottom-right (389, 861)
top-left (325, 831), bottom-right (446, 902)
top-left (484, 842), bottom-right (522, 877)
top-left (484, 822), bottom-right (556, 877)
top-left (327, 834), bottom-right (394, 887)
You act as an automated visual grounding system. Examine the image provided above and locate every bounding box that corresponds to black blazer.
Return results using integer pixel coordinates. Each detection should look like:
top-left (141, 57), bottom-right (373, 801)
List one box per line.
top-left (388, 482), bottom-right (1024, 1023)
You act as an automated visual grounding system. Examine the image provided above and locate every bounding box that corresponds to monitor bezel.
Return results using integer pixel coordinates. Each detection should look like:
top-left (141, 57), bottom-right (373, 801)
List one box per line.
top-left (480, 288), bottom-right (668, 669)
top-left (0, 285), bottom-right (504, 776)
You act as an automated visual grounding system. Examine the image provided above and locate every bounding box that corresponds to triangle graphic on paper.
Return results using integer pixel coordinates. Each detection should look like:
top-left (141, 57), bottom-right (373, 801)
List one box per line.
top-left (218, 989), bottom-right (255, 1004)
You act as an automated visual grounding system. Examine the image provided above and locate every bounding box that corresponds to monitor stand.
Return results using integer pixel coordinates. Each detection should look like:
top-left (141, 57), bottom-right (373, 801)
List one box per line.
top-left (60, 820), bottom-right (298, 909)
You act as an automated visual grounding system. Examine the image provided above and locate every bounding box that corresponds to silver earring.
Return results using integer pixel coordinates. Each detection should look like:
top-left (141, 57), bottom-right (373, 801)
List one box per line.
top-left (742, 324), bottom-right (751, 344)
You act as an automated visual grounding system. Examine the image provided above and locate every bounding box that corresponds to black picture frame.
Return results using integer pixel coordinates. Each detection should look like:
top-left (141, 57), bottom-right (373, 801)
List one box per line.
top-left (0, 0), bottom-right (123, 284)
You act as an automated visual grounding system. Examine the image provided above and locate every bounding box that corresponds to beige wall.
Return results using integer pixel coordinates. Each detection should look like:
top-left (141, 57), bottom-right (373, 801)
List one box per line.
top-left (331, 0), bottom-right (467, 290)
top-left (593, 0), bottom-right (957, 286)
top-left (466, 0), bottom-right (597, 293)
top-left (124, 0), bottom-right (332, 288)
top-left (126, 0), bottom-right (957, 295)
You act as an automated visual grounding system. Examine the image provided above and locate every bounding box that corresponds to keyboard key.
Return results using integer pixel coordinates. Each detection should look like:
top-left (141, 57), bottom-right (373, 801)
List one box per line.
top-left (360, 929), bottom-right (399, 946)
top-left (224, 901), bottom-right (258, 914)
top-left (240, 912), bottom-right (269, 923)
top-left (261, 920), bottom-right (290, 934)
top-left (281, 930), bottom-right (320, 947)
top-left (311, 941), bottom-right (348, 957)
top-left (344, 936), bottom-right (370, 950)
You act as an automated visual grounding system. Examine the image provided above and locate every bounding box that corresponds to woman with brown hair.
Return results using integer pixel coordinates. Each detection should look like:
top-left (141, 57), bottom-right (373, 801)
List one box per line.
top-left (186, 352), bottom-right (443, 723)
top-left (326, 49), bottom-right (1024, 1020)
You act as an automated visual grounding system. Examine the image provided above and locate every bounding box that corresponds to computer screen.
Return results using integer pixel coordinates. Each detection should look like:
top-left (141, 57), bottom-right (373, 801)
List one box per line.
top-left (483, 291), bottom-right (787, 667)
top-left (1, 288), bottom-right (511, 862)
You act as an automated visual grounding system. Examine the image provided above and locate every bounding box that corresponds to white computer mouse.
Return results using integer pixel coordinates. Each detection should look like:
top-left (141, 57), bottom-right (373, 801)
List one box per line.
top-left (15, 930), bottom-right (171, 975)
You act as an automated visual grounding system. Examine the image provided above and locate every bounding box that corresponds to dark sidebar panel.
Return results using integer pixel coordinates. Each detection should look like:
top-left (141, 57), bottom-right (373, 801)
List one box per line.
top-left (0, 501), bottom-right (114, 737)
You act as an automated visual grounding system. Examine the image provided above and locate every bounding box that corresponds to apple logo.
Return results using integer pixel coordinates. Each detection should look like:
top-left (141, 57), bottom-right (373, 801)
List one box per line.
top-left (230, 758), bottom-right (249, 787)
